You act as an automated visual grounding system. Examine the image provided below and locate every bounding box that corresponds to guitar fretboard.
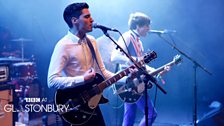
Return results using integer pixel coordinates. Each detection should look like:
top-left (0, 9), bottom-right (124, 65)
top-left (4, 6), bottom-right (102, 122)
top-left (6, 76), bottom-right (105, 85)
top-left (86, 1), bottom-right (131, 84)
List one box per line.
top-left (149, 61), bottom-right (176, 76)
top-left (97, 60), bottom-right (145, 92)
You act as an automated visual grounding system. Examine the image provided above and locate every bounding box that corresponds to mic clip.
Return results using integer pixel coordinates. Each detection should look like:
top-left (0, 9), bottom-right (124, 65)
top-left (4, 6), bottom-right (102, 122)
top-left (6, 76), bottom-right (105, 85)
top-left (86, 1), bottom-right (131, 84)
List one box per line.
top-left (92, 23), bottom-right (118, 34)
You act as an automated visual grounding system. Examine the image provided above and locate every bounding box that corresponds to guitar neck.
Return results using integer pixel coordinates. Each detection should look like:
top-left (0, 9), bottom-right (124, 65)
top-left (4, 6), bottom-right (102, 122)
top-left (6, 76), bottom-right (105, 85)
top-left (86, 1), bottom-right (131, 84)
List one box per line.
top-left (97, 60), bottom-right (145, 92)
top-left (149, 61), bottom-right (176, 76)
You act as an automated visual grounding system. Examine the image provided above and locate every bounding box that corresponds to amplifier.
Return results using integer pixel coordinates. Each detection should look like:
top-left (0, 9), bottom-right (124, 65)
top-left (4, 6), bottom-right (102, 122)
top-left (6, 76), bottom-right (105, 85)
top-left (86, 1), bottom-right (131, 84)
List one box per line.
top-left (0, 84), bottom-right (16, 126)
top-left (0, 64), bottom-right (10, 83)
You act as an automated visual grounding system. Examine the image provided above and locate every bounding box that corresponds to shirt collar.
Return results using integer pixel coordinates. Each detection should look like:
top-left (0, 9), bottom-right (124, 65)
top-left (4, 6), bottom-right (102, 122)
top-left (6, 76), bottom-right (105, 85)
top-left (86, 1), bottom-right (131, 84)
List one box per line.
top-left (67, 30), bottom-right (80, 43)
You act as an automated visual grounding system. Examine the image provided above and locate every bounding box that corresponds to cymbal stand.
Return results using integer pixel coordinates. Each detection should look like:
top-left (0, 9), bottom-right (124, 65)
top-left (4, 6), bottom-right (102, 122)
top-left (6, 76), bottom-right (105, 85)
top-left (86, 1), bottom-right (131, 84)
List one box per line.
top-left (21, 40), bottom-right (24, 62)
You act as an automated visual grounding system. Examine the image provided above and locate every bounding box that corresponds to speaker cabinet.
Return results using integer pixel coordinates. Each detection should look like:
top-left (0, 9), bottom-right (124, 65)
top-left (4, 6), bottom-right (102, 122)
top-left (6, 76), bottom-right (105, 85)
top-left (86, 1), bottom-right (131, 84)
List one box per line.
top-left (198, 108), bottom-right (224, 126)
top-left (0, 84), bottom-right (16, 126)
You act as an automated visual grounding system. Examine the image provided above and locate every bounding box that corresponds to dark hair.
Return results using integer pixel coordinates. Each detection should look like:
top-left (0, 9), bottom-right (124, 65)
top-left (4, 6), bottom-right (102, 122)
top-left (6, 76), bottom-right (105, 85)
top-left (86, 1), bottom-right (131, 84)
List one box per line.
top-left (128, 12), bottom-right (151, 30)
top-left (63, 2), bottom-right (89, 28)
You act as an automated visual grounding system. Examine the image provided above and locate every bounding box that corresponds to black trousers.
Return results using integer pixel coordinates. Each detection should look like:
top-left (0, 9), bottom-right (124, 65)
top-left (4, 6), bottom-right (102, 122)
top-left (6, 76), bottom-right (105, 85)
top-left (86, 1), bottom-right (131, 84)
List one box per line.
top-left (61, 106), bottom-right (105, 126)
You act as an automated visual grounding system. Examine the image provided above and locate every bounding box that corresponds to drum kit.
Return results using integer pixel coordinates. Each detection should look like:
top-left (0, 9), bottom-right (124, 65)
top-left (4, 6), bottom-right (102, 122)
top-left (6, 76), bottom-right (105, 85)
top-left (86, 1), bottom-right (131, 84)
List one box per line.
top-left (0, 37), bottom-right (40, 104)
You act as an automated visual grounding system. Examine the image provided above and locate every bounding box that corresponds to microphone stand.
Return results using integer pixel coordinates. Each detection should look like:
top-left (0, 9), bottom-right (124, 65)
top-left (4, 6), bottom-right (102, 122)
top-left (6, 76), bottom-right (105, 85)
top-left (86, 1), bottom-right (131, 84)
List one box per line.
top-left (156, 33), bottom-right (212, 126)
top-left (100, 29), bottom-right (167, 126)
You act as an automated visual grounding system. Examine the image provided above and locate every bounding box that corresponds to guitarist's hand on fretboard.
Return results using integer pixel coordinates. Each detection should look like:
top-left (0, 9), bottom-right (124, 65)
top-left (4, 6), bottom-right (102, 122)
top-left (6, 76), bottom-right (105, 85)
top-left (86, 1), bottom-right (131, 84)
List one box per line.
top-left (157, 65), bottom-right (171, 84)
top-left (159, 65), bottom-right (171, 76)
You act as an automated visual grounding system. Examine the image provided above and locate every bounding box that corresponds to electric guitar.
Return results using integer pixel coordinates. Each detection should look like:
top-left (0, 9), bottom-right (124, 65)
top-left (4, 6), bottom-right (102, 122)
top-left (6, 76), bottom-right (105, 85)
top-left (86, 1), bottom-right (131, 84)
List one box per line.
top-left (54, 51), bottom-right (157, 125)
top-left (114, 54), bottom-right (182, 103)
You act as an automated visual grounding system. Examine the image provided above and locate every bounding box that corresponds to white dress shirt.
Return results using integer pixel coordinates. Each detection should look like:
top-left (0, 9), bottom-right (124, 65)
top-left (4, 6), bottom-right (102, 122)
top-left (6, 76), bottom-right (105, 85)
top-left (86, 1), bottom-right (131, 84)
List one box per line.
top-left (48, 31), bottom-right (114, 89)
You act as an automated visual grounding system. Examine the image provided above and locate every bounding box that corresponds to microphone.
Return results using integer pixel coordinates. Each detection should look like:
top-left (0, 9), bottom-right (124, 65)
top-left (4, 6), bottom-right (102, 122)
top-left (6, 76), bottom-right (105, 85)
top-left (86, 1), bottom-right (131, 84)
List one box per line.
top-left (149, 29), bottom-right (176, 34)
top-left (92, 23), bottom-right (118, 32)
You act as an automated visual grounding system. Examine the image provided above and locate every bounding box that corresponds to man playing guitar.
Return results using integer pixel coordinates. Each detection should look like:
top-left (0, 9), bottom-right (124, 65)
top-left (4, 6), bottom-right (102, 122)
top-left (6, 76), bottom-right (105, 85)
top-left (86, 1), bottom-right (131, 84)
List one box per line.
top-left (111, 12), bottom-right (172, 126)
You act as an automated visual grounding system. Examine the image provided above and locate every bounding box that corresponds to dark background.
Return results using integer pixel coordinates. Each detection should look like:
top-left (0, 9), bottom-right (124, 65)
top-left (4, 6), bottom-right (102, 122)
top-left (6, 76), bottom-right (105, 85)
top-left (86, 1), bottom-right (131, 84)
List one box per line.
top-left (1, 0), bottom-right (223, 125)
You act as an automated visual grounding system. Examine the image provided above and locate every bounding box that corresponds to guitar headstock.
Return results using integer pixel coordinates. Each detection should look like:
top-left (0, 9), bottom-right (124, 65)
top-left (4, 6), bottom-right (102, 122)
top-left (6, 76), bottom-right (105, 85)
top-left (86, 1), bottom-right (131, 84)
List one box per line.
top-left (173, 54), bottom-right (182, 65)
top-left (143, 51), bottom-right (157, 63)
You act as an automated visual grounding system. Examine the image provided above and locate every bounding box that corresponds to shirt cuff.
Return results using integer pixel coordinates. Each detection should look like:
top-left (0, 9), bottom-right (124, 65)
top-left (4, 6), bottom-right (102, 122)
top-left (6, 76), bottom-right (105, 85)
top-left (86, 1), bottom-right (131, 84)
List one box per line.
top-left (68, 76), bottom-right (84, 87)
top-left (75, 76), bottom-right (84, 84)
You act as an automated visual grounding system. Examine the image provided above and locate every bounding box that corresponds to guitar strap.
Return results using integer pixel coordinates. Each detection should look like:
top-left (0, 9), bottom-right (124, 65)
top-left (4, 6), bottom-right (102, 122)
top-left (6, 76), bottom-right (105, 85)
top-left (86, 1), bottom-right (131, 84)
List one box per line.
top-left (85, 37), bottom-right (105, 79)
top-left (86, 37), bottom-right (109, 104)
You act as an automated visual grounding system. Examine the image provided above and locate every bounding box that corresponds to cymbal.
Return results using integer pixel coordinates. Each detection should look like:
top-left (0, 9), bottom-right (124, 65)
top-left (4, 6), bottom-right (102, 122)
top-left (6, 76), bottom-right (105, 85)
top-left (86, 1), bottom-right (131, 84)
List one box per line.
top-left (11, 37), bottom-right (32, 42)
top-left (0, 57), bottom-right (28, 62)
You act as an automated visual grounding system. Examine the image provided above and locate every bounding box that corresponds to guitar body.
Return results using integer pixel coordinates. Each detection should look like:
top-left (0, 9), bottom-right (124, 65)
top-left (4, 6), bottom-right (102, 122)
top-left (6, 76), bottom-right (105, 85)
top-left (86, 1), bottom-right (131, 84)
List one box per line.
top-left (54, 73), bottom-right (106, 125)
top-left (114, 83), bottom-right (142, 103)
top-left (114, 80), bottom-right (152, 103)
top-left (114, 54), bottom-right (182, 103)
top-left (54, 51), bottom-right (158, 125)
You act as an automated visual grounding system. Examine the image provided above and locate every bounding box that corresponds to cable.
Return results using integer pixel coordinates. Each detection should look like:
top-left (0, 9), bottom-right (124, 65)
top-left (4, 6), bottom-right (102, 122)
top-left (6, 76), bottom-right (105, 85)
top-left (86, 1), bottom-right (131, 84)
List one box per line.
top-left (117, 31), bottom-right (132, 56)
